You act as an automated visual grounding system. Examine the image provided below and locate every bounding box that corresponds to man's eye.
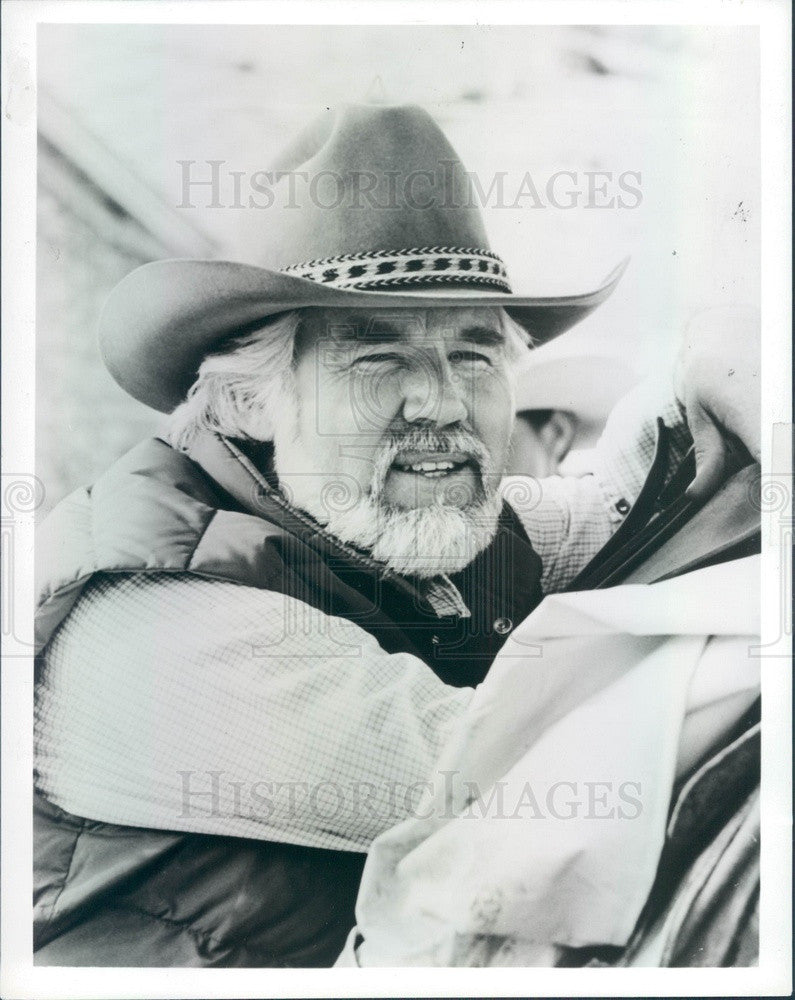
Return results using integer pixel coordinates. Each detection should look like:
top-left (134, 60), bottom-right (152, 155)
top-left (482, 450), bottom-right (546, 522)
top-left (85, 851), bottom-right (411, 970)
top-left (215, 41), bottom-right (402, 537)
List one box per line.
top-left (351, 352), bottom-right (404, 367)
top-left (449, 350), bottom-right (492, 368)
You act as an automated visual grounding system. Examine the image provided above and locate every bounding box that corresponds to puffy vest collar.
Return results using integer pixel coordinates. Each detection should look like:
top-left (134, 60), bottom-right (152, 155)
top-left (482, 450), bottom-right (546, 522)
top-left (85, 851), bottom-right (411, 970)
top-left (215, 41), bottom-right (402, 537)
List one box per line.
top-left (35, 433), bottom-right (544, 683)
top-left (36, 437), bottom-right (272, 650)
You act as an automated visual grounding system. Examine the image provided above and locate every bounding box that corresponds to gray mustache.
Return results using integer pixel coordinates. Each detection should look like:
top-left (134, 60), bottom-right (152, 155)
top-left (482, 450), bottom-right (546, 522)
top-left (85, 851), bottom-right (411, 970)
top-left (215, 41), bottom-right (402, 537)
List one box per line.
top-left (382, 426), bottom-right (490, 465)
top-left (369, 426), bottom-right (492, 498)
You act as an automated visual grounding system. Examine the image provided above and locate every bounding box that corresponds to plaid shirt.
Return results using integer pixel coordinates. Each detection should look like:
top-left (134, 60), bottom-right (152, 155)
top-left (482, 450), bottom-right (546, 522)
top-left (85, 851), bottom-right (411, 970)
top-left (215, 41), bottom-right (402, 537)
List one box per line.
top-left (35, 377), bottom-right (690, 852)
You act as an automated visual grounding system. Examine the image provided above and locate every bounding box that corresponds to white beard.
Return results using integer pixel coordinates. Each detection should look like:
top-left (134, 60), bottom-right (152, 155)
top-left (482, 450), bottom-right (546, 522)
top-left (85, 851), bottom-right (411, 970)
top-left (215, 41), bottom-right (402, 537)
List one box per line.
top-left (273, 398), bottom-right (503, 579)
top-left (309, 488), bottom-right (504, 578)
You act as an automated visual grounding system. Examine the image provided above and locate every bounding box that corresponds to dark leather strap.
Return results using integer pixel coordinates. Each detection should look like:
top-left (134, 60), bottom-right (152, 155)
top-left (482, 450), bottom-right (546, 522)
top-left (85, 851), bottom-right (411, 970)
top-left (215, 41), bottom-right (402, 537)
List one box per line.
top-left (570, 420), bottom-right (674, 583)
top-left (568, 449), bottom-right (760, 591)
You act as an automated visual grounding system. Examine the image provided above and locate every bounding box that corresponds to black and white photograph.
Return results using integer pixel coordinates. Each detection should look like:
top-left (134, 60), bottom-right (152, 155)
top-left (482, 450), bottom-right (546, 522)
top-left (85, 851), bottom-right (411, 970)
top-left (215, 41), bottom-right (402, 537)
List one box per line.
top-left (1, 1), bottom-right (791, 996)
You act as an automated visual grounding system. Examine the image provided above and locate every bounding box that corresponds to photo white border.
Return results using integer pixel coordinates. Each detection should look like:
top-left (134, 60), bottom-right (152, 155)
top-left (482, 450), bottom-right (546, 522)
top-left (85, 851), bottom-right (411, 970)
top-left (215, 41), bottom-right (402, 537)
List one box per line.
top-left (2, 1), bottom-right (791, 997)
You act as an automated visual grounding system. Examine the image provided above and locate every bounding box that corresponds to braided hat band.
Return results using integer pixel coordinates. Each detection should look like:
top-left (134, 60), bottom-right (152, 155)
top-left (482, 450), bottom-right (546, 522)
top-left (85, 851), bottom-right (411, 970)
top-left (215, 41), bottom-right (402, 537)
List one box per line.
top-left (281, 246), bottom-right (512, 293)
top-left (99, 105), bottom-right (627, 413)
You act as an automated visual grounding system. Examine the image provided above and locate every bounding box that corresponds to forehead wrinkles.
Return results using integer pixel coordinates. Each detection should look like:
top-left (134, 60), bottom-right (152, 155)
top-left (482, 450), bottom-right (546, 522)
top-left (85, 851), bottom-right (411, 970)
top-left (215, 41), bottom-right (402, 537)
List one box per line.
top-left (428, 306), bottom-right (504, 334)
top-left (298, 306), bottom-right (505, 349)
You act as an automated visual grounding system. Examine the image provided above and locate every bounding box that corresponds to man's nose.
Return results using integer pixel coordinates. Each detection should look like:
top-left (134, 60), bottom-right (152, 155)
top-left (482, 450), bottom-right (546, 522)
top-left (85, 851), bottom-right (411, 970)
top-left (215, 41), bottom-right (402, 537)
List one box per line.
top-left (400, 361), bottom-right (469, 426)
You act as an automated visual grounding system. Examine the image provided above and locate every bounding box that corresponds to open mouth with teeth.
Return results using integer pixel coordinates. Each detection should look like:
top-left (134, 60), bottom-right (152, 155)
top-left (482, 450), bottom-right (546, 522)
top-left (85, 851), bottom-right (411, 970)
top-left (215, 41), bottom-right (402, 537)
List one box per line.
top-left (385, 451), bottom-right (482, 508)
top-left (393, 457), bottom-right (471, 478)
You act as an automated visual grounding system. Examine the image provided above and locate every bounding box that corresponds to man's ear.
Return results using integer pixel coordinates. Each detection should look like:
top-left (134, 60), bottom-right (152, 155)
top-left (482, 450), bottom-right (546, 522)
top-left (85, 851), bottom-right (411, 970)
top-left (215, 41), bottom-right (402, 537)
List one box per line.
top-left (536, 411), bottom-right (578, 463)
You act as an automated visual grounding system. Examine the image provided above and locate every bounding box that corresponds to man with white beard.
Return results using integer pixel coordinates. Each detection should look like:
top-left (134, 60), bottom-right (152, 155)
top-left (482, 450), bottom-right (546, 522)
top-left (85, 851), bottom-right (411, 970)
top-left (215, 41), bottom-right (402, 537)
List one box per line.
top-left (166, 305), bottom-right (531, 580)
top-left (33, 103), bottom-right (759, 967)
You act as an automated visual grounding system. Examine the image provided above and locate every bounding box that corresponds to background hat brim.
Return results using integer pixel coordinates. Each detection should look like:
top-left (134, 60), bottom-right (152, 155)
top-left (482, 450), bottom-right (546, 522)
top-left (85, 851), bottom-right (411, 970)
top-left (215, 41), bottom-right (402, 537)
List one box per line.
top-left (99, 257), bottom-right (629, 413)
top-left (514, 352), bottom-right (639, 426)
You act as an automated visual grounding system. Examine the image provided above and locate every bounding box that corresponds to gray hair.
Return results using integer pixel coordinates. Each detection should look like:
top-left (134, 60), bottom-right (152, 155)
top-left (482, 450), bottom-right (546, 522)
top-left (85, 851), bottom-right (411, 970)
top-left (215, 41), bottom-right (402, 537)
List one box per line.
top-left (166, 310), bottom-right (302, 452)
top-left (165, 306), bottom-right (530, 452)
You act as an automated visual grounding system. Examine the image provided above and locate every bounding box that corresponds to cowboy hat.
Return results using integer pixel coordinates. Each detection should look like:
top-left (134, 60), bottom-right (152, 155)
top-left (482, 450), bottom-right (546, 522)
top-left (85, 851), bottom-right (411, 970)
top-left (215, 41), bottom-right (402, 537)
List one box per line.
top-left (98, 102), bottom-right (629, 413)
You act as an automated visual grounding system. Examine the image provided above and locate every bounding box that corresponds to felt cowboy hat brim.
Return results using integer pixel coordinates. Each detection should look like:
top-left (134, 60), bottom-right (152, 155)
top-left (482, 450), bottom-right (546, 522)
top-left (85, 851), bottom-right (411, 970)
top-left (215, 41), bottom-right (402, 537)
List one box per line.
top-left (100, 257), bottom-right (629, 413)
top-left (99, 102), bottom-right (629, 413)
